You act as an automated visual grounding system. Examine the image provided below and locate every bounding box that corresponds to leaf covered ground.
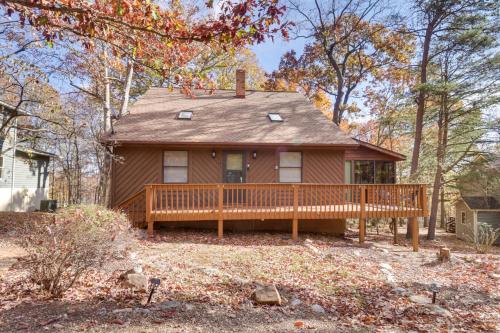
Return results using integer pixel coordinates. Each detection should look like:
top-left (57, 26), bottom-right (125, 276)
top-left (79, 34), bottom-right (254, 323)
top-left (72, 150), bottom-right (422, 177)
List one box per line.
top-left (0, 219), bottom-right (499, 332)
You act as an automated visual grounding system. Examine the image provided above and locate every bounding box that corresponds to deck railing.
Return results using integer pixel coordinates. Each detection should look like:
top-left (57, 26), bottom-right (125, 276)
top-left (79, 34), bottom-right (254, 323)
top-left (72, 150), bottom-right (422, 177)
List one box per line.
top-left (140, 183), bottom-right (428, 221)
top-left (117, 183), bottom-right (428, 250)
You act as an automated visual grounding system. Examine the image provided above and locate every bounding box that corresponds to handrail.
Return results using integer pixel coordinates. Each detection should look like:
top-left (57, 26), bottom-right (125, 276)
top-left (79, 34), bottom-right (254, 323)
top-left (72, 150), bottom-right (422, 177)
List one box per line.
top-left (116, 189), bottom-right (147, 227)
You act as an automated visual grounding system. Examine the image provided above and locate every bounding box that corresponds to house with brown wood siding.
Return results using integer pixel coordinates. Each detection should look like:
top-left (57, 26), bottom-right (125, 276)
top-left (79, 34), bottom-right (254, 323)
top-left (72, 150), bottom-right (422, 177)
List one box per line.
top-left (104, 70), bottom-right (428, 250)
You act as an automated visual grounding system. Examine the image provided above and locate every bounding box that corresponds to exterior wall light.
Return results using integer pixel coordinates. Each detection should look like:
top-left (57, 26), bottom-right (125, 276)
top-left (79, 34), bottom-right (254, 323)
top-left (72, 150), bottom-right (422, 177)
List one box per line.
top-left (252, 151), bottom-right (257, 159)
top-left (212, 150), bottom-right (216, 158)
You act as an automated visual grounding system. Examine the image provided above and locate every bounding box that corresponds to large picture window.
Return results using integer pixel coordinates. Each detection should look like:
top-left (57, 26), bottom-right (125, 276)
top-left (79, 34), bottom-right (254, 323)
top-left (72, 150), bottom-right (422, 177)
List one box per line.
top-left (349, 160), bottom-right (395, 184)
top-left (163, 151), bottom-right (188, 183)
top-left (279, 152), bottom-right (302, 183)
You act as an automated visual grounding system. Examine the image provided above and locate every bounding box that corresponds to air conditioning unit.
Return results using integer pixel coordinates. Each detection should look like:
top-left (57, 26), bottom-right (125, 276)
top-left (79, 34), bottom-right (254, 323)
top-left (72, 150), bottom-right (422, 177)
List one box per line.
top-left (40, 200), bottom-right (57, 212)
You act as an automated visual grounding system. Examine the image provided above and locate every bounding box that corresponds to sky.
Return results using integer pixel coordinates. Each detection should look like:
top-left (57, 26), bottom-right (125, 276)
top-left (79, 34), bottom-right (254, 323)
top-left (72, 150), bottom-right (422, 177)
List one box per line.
top-left (251, 36), bottom-right (306, 73)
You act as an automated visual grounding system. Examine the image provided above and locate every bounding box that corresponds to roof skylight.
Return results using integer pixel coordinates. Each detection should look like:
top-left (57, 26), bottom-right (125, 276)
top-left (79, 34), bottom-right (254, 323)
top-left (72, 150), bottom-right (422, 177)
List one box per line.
top-left (268, 113), bottom-right (283, 122)
top-left (177, 110), bottom-right (193, 120)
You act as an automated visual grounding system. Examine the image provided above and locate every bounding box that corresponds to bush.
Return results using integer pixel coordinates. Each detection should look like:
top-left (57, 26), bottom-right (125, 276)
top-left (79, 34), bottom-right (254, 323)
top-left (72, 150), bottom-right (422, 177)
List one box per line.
top-left (465, 222), bottom-right (499, 254)
top-left (18, 205), bottom-right (130, 297)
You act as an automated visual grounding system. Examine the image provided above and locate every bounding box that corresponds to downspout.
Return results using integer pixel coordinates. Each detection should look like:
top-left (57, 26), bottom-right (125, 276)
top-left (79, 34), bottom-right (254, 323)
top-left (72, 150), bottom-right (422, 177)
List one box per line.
top-left (9, 118), bottom-right (17, 211)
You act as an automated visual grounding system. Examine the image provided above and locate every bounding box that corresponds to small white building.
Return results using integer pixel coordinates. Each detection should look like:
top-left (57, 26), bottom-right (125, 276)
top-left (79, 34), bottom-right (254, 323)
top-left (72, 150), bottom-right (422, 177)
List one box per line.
top-left (1, 101), bottom-right (54, 212)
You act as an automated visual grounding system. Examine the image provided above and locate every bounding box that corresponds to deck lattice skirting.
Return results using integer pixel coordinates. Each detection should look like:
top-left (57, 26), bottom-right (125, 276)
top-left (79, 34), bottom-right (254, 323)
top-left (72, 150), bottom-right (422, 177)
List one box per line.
top-left (117, 184), bottom-right (428, 251)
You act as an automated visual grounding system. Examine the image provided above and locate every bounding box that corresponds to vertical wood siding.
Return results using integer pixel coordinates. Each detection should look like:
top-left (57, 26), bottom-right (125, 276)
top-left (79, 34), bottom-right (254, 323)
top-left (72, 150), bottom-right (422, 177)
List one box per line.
top-left (113, 147), bottom-right (346, 205)
top-left (189, 149), bottom-right (223, 183)
top-left (247, 150), bottom-right (276, 182)
top-left (303, 150), bottom-right (344, 183)
top-left (112, 147), bottom-right (162, 206)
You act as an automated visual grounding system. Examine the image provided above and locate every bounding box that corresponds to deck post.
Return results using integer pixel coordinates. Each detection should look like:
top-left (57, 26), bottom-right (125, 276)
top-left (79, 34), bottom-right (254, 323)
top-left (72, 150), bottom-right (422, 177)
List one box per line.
top-left (411, 217), bottom-right (419, 252)
top-left (392, 218), bottom-right (398, 245)
top-left (359, 186), bottom-right (366, 244)
top-left (420, 185), bottom-right (428, 217)
top-left (146, 185), bottom-right (154, 237)
top-left (218, 184), bottom-right (224, 239)
top-left (292, 185), bottom-right (299, 240)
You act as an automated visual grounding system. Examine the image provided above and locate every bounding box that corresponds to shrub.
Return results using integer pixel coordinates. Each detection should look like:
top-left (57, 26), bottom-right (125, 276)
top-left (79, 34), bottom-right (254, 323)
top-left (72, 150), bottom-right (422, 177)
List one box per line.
top-left (18, 205), bottom-right (130, 297)
top-left (465, 222), bottom-right (499, 254)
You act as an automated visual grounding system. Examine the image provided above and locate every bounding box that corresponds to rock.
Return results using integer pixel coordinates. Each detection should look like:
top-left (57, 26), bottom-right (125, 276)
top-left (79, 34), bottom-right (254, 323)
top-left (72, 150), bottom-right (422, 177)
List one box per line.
top-left (379, 263), bottom-right (393, 271)
top-left (409, 295), bottom-right (432, 305)
top-left (353, 250), bottom-right (361, 257)
top-left (156, 301), bottom-right (181, 311)
top-left (52, 323), bottom-right (64, 329)
top-left (184, 303), bottom-right (194, 311)
top-left (112, 308), bottom-right (133, 314)
top-left (393, 287), bottom-right (407, 295)
top-left (426, 304), bottom-right (452, 317)
top-left (438, 247), bottom-right (451, 262)
top-left (133, 307), bottom-right (151, 315)
top-left (120, 270), bottom-right (148, 292)
top-left (290, 298), bottom-right (302, 307)
top-left (254, 285), bottom-right (282, 305)
top-left (311, 304), bottom-right (325, 314)
top-left (489, 273), bottom-right (500, 280)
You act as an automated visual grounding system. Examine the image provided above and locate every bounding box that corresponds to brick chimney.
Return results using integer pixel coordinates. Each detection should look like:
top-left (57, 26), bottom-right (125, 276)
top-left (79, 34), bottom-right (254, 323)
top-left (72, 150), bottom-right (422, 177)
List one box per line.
top-left (235, 69), bottom-right (245, 98)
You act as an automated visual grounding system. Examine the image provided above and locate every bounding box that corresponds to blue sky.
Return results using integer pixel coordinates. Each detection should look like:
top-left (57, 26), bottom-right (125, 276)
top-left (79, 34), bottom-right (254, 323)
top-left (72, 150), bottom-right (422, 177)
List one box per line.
top-left (251, 36), bottom-right (306, 73)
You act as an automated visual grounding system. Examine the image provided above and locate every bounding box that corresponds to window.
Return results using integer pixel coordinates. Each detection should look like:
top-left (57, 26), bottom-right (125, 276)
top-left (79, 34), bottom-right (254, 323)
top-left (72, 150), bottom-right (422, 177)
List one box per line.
top-left (177, 111), bottom-right (193, 120)
top-left (344, 161), bottom-right (352, 184)
top-left (351, 160), bottom-right (396, 184)
top-left (268, 113), bottom-right (283, 122)
top-left (461, 211), bottom-right (466, 224)
top-left (354, 160), bottom-right (374, 184)
top-left (375, 161), bottom-right (395, 183)
top-left (163, 151), bottom-right (188, 183)
top-left (279, 152), bottom-right (301, 183)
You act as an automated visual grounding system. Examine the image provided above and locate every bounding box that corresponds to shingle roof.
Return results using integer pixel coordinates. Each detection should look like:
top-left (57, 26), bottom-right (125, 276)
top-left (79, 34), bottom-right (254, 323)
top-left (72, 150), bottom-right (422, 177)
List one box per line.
top-left (463, 196), bottom-right (500, 210)
top-left (106, 88), bottom-right (357, 146)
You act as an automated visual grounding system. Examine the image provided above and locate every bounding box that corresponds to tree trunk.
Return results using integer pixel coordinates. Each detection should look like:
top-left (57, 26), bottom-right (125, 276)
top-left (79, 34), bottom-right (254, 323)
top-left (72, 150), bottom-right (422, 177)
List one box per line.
top-left (428, 164), bottom-right (442, 240)
top-left (119, 57), bottom-right (134, 118)
top-left (407, 24), bottom-right (433, 239)
top-left (410, 24), bottom-right (433, 177)
top-left (440, 185), bottom-right (446, 228)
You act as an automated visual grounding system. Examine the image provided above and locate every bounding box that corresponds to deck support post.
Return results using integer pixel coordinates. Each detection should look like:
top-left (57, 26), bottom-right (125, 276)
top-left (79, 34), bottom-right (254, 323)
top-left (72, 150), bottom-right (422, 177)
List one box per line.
top-left (359, 186), bottom-right (366, 244)
top-left (218, 185), bottom-right (224, 240)
top-left (392, 218), bottom-right (398, 245)
top-left (145, 185), bottom-right (154, 238)
top-left (411, 217), bottom-right (419, 252)
top-left (292, 185), bottom-right (299, 240)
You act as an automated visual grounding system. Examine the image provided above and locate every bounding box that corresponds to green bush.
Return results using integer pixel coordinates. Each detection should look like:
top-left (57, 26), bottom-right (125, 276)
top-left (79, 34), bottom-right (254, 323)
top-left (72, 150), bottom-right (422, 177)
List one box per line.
top-left (19, 205), bottom-right (130, 297)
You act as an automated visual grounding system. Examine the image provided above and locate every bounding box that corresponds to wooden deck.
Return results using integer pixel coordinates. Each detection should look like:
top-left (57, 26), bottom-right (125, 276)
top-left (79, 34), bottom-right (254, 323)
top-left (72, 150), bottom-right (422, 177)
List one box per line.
top-left (117, 183), bottom-right (428, 251)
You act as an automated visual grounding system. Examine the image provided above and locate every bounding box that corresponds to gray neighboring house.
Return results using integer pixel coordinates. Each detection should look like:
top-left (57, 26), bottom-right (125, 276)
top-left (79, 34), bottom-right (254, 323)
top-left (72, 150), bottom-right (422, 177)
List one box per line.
top-left (455, 197), bottom-right (500, 245)
top-left (0, 100), bottom-right (54, 212)
top-left (455, 155), bottom-right (500, 244)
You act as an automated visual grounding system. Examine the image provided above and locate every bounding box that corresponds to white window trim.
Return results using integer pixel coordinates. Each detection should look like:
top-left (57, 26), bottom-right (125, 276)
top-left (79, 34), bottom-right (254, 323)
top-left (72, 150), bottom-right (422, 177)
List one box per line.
top-left (279, 151), bottom-right (302, 183)
top-left (163, 151), bottom-right (188, 183)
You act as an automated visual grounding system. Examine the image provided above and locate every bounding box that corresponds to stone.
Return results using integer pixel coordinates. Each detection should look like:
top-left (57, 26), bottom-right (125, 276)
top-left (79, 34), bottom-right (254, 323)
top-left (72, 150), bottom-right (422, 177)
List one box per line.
top-left (426, 304), bottom-right (452, 317)
top-left (52, 323), bottom-right (64, 329)
top-left (393, 287), bottom-right (407, 295)
top-left (311, 304), bottom-right (325, 314)
top-left (156, 301), bottom-right (181, 311)
top-left (489, 273), bottom-right (500, 280)
top-left (120, 271), bottom-right (148, 292)
top-left (184, 303), bottom-right (194, 311)
top-left (112, 308), bottom-right (133, 314)
top-left (254, 285), bottom-right (282, 305)
top-left (438, 248), bottom-right (451, 262)
top-left (409, 295), bottom-right (432, 305)
top-left (290, 298), bottom-right (302, 307)
top-left (133, 307), bottom-right (151, 315)
top-left (379, 263), bottom-right (393, 271)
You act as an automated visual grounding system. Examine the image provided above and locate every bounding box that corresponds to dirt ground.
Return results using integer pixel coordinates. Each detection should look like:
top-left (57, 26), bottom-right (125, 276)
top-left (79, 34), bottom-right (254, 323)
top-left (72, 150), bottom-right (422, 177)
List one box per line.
top-left (0, 219), bottom-right (499, 333)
